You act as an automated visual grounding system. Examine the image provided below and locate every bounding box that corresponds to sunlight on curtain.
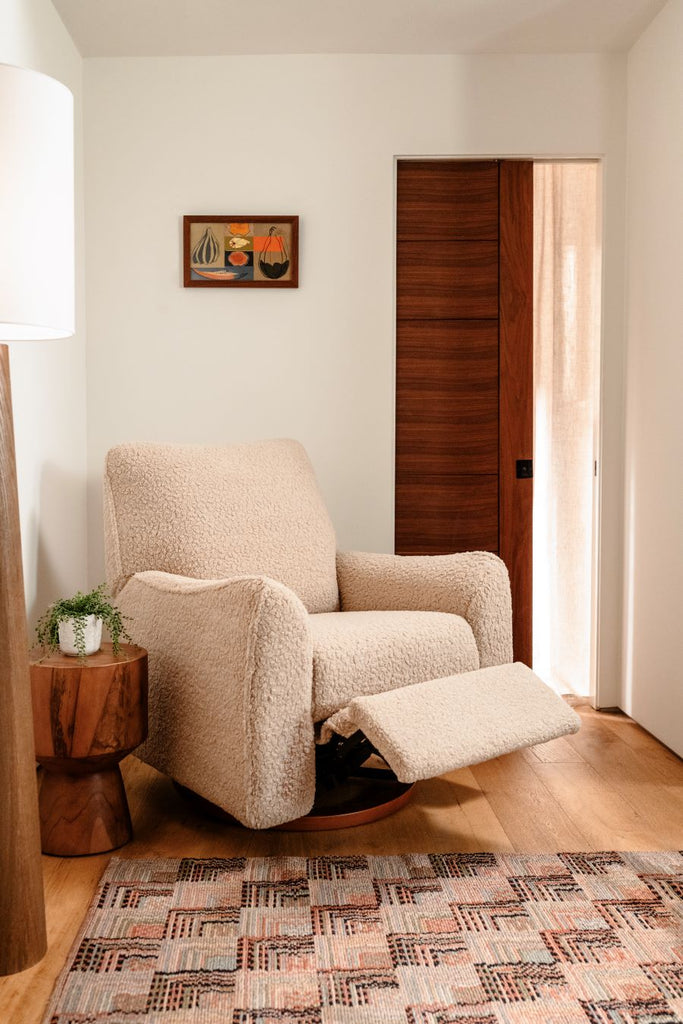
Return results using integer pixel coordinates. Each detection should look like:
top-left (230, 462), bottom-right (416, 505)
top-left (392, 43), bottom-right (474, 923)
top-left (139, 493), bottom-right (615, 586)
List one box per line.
top-left (533, 162), bottom-right (602, 696)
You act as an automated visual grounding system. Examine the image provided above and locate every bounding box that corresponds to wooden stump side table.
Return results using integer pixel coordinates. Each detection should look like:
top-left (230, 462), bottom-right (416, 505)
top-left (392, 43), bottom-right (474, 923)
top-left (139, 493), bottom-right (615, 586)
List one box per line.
top-left (30, 643), bottom-right (148, 856)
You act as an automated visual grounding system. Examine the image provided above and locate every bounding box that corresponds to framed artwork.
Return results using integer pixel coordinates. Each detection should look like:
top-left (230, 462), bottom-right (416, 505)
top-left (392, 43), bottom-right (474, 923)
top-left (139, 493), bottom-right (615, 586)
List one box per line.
top-left (183, 215), bottom-right (299, 288)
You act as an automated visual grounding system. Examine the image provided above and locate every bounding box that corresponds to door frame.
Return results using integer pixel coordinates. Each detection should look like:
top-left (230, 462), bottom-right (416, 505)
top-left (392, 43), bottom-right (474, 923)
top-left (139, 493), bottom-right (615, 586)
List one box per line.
top-left (392, 153), bottom-right (607, 707)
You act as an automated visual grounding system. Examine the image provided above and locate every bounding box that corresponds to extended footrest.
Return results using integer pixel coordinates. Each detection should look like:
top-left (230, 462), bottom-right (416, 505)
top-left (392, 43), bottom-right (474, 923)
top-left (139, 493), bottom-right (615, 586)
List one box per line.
top-left (320, 662), bottom-right (580, 783)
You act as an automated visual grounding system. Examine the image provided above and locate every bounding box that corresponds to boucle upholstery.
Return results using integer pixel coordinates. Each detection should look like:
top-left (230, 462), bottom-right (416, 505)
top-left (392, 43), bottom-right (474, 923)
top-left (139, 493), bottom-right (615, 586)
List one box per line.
top-left (337, 550), bottom-right (512, 668)
top-left (104, 440), bottom-right (339, 614)
top-left (103, 439), bottom-right (516, 829)
top-left (321, 662), bottom-right (581, 781)
top-left (115, 571), bottom-right (315, 830)
top-left (309, 610), bottom-right (479, 720)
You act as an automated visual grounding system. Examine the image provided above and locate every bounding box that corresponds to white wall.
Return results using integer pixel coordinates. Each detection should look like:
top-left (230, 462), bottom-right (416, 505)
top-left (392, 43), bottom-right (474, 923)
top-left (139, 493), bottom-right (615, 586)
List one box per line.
top-left (84, 53), bottom-right (627, 705)
top-left (623, 0), bottom-right (683, 753)
top-left (1, 0), bottom-right (88, 626)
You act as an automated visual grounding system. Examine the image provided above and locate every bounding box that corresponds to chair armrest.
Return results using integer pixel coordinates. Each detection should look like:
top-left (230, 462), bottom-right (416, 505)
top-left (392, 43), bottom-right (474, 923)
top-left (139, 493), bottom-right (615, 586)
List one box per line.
top-left (116, 570), bottom-right (314, 829)
top-left (336, 551), bottom-right (512, 668)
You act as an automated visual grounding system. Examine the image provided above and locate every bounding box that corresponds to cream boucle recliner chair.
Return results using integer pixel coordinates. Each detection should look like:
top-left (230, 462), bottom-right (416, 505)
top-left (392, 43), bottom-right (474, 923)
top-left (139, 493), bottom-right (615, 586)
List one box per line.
top-left (105, 438), bottom-right (578, 829)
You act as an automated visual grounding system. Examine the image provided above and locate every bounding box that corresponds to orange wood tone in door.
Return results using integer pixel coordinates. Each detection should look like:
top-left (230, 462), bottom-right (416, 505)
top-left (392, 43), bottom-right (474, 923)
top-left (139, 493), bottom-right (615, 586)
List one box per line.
top-left (499, 161), bottom-right (534, 665)
top-left (396, 320), bottom-right (499, 477)
top-left (395, 158), bottom-right (533, 663)
top-left (396, 160), bottom-right (500, 561)
top-left (396, 242), bottom-right (498, 320)
top-left (396, 477), bottom-right (499, 554)
top-left (397, 160), bottom-right (499, 240)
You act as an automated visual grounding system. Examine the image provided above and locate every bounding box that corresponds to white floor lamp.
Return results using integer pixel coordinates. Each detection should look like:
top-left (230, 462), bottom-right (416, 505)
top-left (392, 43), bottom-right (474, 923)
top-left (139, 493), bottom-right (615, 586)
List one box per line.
top-left (0, 63), bottom-right (74, 975)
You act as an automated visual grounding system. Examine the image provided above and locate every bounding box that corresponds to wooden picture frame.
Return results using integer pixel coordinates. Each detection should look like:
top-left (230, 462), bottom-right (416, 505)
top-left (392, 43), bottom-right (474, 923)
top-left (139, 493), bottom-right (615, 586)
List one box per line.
top-left (183, 215), bottom-right (299, 288)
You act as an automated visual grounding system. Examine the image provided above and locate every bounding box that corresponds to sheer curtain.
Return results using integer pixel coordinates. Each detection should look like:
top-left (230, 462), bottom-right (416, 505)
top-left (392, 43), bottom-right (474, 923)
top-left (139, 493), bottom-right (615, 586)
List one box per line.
top-left (533, 162), bottom-right (602, 695)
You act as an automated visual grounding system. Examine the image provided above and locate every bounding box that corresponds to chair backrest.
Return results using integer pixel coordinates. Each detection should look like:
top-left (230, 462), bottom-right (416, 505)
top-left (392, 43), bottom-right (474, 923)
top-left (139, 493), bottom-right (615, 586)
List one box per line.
top-left (104, 439), bottom-right (339, 613)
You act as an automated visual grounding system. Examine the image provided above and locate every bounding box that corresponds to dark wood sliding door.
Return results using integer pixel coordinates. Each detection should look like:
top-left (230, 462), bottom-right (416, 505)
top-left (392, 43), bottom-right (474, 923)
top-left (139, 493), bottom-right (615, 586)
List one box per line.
top-left (395, 159), bottom-right (533, 664)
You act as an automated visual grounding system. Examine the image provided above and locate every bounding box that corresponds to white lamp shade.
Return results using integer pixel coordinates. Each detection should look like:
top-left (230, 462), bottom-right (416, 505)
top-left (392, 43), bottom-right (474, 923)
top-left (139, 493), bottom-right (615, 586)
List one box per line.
top-left (0, 63), bottom-right (74, 341)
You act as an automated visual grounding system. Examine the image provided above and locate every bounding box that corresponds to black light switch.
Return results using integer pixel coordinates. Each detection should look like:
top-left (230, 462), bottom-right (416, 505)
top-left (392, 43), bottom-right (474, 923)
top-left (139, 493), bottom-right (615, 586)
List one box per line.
top-left (516, 459), bottom-right (533, 479)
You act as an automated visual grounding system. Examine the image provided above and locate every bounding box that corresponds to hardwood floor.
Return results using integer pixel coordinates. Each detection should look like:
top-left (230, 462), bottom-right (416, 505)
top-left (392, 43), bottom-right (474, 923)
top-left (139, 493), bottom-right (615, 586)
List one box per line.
top-left (2, 699), bottom-right (681, 1024)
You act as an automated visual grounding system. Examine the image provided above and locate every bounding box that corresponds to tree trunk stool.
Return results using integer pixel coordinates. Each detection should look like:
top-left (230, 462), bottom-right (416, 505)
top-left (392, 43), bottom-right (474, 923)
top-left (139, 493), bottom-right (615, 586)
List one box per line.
top-left (30, 643), bottom-right (147, 856)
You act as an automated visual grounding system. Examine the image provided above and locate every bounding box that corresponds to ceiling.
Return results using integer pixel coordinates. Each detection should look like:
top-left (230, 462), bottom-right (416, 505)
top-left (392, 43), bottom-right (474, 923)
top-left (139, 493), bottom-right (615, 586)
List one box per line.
top-left (52, 0), bottom-right (667, 57)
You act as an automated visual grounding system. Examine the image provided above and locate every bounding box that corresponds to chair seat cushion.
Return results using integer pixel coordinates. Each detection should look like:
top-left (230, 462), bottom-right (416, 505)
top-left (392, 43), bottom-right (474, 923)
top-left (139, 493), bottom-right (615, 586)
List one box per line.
top-left (309, 610), bottom-right (479, 721)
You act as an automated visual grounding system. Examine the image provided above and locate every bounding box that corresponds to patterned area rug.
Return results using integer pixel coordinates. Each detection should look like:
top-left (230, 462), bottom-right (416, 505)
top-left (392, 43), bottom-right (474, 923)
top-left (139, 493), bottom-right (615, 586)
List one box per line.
top-left (44, 852), bottom-right (683, 1024)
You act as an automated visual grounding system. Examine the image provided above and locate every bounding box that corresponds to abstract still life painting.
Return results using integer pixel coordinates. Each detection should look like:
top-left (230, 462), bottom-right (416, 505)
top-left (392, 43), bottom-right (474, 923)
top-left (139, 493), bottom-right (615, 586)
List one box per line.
top-left (183, 216), bottom-right (298, 287)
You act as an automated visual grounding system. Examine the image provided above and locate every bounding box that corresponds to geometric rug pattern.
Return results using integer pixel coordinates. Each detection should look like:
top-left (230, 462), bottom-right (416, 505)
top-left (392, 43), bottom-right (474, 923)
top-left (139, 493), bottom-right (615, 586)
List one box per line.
top-left (43, 852), bottom-right (683, 1023)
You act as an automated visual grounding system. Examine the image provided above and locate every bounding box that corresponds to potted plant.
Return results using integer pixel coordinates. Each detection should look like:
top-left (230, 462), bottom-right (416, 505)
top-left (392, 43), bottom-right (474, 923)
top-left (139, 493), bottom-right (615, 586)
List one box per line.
top-left (35, 584), bottom-right (132, 659)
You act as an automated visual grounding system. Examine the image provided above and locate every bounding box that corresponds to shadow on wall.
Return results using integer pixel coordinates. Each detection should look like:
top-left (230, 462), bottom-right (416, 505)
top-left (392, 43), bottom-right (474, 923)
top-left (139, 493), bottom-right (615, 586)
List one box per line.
top-left (28, 529), bottom-right (62, 638)
top-left (27, 461), bottom-right (88, 634)
top-left (87, 469), bottom-right (107, 590)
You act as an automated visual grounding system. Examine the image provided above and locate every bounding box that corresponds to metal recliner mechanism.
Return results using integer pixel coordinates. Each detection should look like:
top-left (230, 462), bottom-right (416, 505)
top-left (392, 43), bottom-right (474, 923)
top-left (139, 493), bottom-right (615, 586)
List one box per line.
top-left (315, 729), bottom-right (396, 790)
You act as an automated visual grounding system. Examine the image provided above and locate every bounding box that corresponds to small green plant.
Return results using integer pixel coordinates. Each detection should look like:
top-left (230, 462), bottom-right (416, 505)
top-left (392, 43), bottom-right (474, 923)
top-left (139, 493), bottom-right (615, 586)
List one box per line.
top-left (35, 584), bottom-right (132, 658)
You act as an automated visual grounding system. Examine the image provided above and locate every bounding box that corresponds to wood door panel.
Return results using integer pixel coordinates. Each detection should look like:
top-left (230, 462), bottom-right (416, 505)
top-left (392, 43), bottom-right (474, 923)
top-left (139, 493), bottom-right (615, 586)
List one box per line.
top-left (397, 160), bottom-right (499, 240)
top-left (396, 320), bottom-right (498, 475)
top-left (396, 424), bottom-right (497, 476)
top-left (396, 241), bottom-right (498, 320)
top-left (395, 476), bottom-right (499, 554)
top-left (499, 161), bottom-right (534, 665)
top-left (395, 158), bottom-right (533, 663)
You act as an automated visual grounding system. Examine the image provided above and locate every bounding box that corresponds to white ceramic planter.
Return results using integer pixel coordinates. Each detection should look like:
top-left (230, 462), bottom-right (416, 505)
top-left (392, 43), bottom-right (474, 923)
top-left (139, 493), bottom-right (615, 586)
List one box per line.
top-left (58, 615), bottom-right (103, 657)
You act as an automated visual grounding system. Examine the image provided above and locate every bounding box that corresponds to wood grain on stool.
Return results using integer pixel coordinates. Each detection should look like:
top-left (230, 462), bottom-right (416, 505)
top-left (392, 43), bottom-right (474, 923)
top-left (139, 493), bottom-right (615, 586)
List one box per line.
top-left (30, 644), bottom-right (147, 856)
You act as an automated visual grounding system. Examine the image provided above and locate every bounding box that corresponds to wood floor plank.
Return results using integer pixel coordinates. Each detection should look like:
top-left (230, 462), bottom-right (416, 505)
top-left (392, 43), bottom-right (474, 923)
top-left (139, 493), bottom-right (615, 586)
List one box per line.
top-left (564, 718), bottom-right (683, 842)
top-left (599, 715), bottom-right (683, 780)
top-left (439, 766), bottom-right (515, 852)
top-left (470, 752), bottom-right (591, 851)
top-left (1, 703), bottom-right (681, 1024)
top-left (566, 708), bottom-right (683, 782)
top-left (521, 736), bottom-right (586, 763)
top-left (528, 762), bottom-right (665, 850)
top-left (0, 856), bottom-right (106, 1024)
